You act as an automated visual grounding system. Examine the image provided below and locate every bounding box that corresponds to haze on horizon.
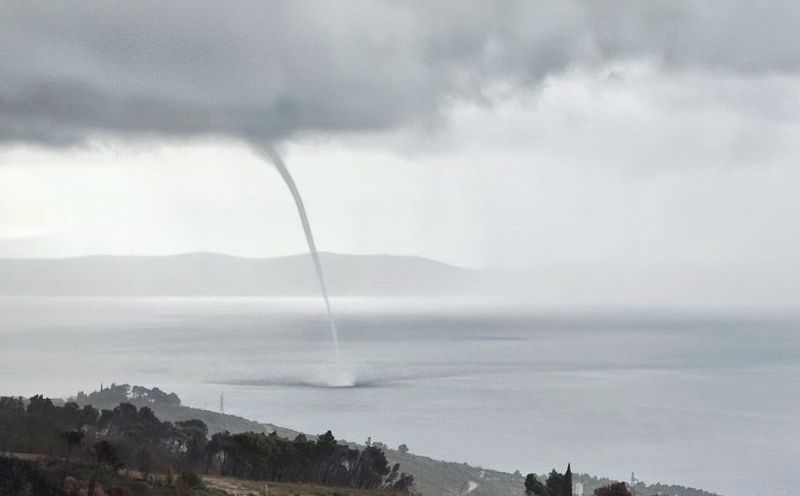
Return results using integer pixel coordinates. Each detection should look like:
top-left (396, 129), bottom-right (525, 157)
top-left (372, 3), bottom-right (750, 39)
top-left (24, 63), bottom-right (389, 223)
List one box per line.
top-left (1, 1), bottom-right (799, 308)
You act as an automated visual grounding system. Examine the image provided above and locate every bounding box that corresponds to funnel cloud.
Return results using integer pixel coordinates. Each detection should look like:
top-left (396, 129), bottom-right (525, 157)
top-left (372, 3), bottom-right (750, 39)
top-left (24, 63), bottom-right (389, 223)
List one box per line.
top-left (259, 146), bottom-right (342, 362)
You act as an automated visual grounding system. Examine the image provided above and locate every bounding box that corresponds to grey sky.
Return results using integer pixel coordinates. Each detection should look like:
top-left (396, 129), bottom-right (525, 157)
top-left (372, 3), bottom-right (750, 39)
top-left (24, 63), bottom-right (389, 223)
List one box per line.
top-left (2, 1), bottom-right (800, 145)
top-left (1, 1), bottom-right (799, 306)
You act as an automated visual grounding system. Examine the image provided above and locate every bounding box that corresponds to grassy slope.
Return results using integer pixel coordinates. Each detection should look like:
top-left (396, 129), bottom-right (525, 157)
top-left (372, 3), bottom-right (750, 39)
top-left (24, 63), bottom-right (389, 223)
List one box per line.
top-left (203, 476), bottom-right (404, 496)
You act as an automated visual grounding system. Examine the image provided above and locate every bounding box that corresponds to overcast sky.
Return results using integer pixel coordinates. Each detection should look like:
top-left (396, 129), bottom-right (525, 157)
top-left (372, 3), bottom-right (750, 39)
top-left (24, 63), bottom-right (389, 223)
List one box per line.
top-left (1, 1), bottom-right (799, 305)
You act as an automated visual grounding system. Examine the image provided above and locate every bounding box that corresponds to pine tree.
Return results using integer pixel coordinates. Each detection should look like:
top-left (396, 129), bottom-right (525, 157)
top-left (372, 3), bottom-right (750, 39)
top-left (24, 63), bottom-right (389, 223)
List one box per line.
top-left (563, 464), bottom-right (572, 496)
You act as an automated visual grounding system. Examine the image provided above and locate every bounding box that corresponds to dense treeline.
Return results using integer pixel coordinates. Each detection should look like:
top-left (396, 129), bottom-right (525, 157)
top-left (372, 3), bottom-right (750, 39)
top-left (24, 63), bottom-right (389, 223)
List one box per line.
top-left (76, 384), bottom-right (181, 409)
top-left (0, 392), bottom-right (413, 493)
top-left (522, 466), bottom-right (713, 496)
top-left (524, 464), bottom-right (574, 496)
top-left (211, 431), bottom-right (412, 491)
top-left (525, 465), bottom-right (634, 496)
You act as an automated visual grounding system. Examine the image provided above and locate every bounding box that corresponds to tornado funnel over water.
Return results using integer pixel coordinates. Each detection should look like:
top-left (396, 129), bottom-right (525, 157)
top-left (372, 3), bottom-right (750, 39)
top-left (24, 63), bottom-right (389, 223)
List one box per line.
top-left (260, 147), bottom-right (342, 364)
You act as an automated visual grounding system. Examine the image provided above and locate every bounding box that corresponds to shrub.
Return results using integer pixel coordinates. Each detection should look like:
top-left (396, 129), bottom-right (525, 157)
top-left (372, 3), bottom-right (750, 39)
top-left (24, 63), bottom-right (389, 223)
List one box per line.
top-left (178, 471), bottom-right (202, 488)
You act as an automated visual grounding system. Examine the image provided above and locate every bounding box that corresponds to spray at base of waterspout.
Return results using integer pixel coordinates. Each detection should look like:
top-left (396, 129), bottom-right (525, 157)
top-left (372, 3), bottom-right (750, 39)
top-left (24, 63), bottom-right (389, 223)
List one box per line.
top-left (311, 360), bottom-right (357, 388)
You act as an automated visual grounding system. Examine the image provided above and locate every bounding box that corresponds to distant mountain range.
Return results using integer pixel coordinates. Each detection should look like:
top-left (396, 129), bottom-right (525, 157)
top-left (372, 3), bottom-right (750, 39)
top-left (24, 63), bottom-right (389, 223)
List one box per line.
top-left (0, 252), bottom-right (482, 296)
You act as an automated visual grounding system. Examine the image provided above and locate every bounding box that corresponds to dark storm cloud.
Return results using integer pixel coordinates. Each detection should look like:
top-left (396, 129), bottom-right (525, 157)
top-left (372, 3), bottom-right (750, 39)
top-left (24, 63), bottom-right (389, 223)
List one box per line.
top-left (1, 0), bottom-right (799, 146)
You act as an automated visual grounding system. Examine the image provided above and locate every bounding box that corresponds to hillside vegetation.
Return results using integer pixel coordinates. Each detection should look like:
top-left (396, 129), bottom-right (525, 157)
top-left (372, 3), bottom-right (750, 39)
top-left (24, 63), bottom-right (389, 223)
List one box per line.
top-left (69, 385), bottom-right (719, 496)
top-left (0, 390), bottom-right (413, 495)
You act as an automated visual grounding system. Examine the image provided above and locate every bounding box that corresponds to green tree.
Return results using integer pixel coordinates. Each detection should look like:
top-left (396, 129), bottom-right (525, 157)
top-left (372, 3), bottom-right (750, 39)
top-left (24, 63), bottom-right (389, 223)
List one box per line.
top-left (176, 419), bottom-right (208, 470)
top-left (525, 473), bottom-right (546, 496)
top-left (594, 482), bottom-right (631, 496)
top-left (563, 464), bottom-right (572, 496)
top-left (136, 448), bottom-right (154, 479)
top-left (88, 440), bottom-right (121, 496)
top-left (541, 465), bottom-right (572, 496)
top-left (59, 430), bottom-right (84, 489)
top-left (317, 430), bottom-right (337, 450)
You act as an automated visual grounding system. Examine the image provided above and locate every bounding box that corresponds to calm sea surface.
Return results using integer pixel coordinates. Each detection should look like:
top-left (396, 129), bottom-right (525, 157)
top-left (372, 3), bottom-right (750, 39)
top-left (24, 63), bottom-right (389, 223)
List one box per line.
top-left (1, 297), bottom-right (798, 496)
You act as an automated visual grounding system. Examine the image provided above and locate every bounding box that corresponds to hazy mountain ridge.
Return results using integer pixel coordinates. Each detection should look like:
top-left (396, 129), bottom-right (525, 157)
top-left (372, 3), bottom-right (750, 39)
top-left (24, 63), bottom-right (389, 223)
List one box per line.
top-left (0, 252), bottom-right (480, 296)
top-left (4, 252), bottom-right (795, 307)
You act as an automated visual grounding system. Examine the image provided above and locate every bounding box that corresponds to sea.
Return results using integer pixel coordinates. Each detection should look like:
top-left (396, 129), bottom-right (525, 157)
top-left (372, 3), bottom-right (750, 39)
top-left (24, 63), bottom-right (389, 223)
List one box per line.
top-left (1, 296), bottom-right (798, 496)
